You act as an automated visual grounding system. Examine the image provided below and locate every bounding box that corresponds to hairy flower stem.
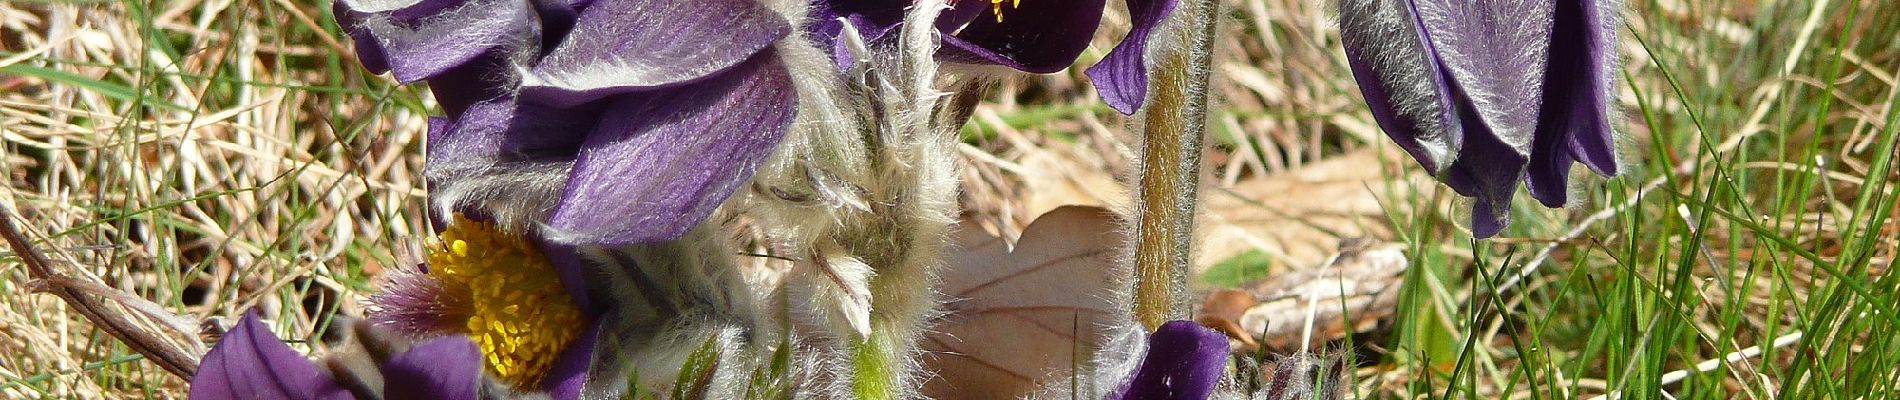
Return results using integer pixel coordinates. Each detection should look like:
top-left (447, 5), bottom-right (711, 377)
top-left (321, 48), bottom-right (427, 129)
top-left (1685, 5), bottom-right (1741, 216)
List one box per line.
top-left (1130, 0), bottom-right (1220, 330)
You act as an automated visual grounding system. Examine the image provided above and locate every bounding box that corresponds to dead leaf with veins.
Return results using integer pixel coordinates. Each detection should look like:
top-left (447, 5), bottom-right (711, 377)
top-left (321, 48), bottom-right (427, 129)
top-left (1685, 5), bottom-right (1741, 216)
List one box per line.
top-left (922, 206), bottom-right (1125, 399)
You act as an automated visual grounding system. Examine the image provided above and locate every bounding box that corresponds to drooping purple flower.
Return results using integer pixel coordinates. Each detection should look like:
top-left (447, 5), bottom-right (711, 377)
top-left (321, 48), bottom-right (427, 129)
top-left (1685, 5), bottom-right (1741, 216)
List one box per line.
top-left (189, 312), bottom-right (494, 400)
top-left (810, 0), bottom-right (1178, 114)
top-left (1110, 320), bottom-right (1231, 400)
top-left (334, 0), bottom-right (798, 245)
top-left (1339, 0), bottom-right (1620, 237)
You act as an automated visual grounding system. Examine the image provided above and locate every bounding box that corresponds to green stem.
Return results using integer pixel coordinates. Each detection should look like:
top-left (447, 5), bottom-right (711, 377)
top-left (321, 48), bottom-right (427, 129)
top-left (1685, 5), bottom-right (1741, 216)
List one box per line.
top-left (1131, 0), bottom-right (1221, 330)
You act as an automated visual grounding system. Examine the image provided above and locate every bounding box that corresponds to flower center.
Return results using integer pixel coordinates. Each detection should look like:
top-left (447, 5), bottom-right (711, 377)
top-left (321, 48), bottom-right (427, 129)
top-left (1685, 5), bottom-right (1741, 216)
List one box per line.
top-left (989, 0), bottom-right (1019, 22)
top-left (427, 216), bottom-right (583, 389)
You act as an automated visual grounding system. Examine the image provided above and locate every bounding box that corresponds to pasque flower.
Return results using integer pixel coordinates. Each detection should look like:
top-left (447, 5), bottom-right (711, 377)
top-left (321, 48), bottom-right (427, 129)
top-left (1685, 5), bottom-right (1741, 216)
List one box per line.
top-left (809, 0), bottom-right (1178, 114)
top-left (334, 0), bottom-right (799, 245)
top-left (1339, 0), bottom-right (1620, 237)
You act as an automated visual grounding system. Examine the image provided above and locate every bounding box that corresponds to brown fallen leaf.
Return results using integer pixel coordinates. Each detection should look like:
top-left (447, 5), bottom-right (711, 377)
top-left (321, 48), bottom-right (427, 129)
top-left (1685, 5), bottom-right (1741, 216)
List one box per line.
top-left (1199, 148), bottom-right (1436, 272)
top-left (1196, 289), bottom-right (1260, 353)
top-left (922, 206), bottom-right (1125, 399)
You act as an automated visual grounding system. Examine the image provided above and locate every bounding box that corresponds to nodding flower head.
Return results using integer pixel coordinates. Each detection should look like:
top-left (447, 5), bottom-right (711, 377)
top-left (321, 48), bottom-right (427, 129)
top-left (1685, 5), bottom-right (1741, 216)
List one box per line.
top-left (1338, 0), bottom-right (1621, 237)
top-left (809, 0), bottom-right (1179, 114)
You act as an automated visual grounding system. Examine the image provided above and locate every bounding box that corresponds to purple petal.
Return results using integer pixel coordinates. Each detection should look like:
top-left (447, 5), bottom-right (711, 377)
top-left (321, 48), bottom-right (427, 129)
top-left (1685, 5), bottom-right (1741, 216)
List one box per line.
top-left (424, 97), bottom-right (598, 178)
top-left (936, 0), bottom-right (992, 30)
top-left (535, 240), bottom-right (598, 316)
top-left (334, 0), bottom-right (539, 84)
top-left (189, 313), bottom-right (352, 400)
top-left (543, 53), bottom-right (796, 245)
top-left (538, 320), bottom-right (603, 400)
top-left (1525, 0), bottom-right (1620, 207)
top-left (418, 51), bottom-right (520, 119)
top-left (1084, 0), bottom-right (1179, 115)
top-left (1109, 320), bottom-right (1230, 400)
top-left (938, 0), bottom-right (1106, 73)
top-left (531, 0), bottom-right (588, 50)
top-left (1412, 0), bottom-right (1554, 157)
top-left (382, 337), bottom-right (484, 400)
top-left (519, 0), bottom-right (791, 107)
top-left (1545, 0), bottom-right (1619, 176)
top-left (1442, 101), bottom-right (1525, 238)
top-left (1523, 121), bottom-right (1573, 207)
top-left (1338, 0), bottom-right (1464, 173)
top-left (808, 0), bottom-right (907, 69)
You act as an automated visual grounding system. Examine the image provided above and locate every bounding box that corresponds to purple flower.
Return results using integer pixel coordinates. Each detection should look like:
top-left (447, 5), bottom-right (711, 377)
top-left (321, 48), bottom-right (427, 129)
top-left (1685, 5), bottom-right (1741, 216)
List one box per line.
top-left (188, 312), bottom-right (490, 400)
top-left (1110, 320), bottom-right (1230, 400)
top-left (1339, 0), bottom-right (1620, 237)
top-left (334, 0), bottom-right (799, 245)
top-left (810, 0), bottom-right (1178, 114)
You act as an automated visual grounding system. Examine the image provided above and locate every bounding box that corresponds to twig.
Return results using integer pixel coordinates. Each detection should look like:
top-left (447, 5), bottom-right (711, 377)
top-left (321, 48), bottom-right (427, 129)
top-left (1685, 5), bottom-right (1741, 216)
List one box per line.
top-left (0, 206), bottom-right (201, 379)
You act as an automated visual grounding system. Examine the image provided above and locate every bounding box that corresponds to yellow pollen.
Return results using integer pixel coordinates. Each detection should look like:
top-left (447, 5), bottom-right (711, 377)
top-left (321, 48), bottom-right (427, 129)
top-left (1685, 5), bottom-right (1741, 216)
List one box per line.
top-left (990, 0), bottom-right (1020, 22)
top-left (427, 216), bottom-right (583, 389)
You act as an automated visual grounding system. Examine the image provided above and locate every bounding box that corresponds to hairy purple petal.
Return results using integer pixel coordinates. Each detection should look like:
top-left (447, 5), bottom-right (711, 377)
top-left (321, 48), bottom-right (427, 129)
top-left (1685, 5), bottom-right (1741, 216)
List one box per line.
top-left (1412, 0), bottom-right (1553, 156)
top-left (189, 313), bottom-right (352, 400)
top-left (424, 97), bottom-right (598, 179)
top-left (938, 0), bottom-right (1106, 73)
top-left (1110, 320), bottom-right (1229, 400)
top-left (334, 0), bottom-right (539, 84)
top-left (1338, 0), bottom-right (1463, 173)
top-left (1084, 0), bottom-right (1179, 115)
top-left (519, 0), bottom-right (791, 107)
top-left (382, 337), bottom-right (484, 400)
top-left (543, 54), bottom-right (797, 245)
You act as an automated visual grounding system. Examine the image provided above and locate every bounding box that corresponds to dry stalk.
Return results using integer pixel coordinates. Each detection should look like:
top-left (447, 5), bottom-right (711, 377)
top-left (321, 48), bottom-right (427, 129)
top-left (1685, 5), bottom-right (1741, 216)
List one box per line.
top-left (0, 206), bottom-right (201, 379)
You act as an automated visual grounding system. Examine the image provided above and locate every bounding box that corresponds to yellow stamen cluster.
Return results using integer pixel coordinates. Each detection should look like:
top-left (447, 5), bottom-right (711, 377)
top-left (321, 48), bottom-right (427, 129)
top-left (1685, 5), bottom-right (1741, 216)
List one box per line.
top-left (990, 0), bottom-right (1020, 22)
top-left (427, 216), bottom-right (583, 389)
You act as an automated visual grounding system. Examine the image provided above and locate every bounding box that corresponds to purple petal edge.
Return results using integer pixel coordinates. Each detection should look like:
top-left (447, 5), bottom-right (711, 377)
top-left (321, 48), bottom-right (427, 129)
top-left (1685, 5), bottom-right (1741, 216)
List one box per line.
top-left (544, 53), bottom-right (797, 245)
top-left (1084, 0), bottom-right (1179, 115)
top-left (1526, 0), bottom-right (1621, 207)
top-left (937, 0), bottom-right (1107, 73)
top-left (382, 337), bottom-right (484, 400)
top-left (519, 0), bottom-right (790, 107)
top-left (335, 0), bottom-right (539, 84)
top-left (1338, 0), bottom-right (1464, 174)
top-left (189, 312), bottom-right (351, 400)
top-left (1561, 0), bottom-right (1620, 176)
top-left (1109, 320), bottom-right (1229, 400)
